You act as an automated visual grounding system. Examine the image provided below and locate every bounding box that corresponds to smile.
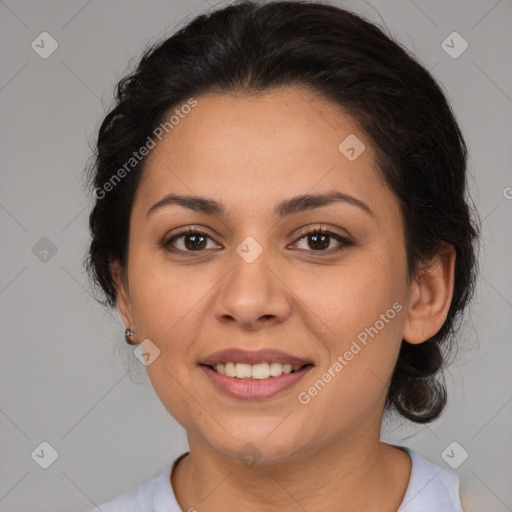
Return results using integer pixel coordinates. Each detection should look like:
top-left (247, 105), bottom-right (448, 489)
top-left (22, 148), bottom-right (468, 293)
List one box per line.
top-left (210, 361), bottom-right (307, 379)
top-left (200, 363), bottom-right (314, 400)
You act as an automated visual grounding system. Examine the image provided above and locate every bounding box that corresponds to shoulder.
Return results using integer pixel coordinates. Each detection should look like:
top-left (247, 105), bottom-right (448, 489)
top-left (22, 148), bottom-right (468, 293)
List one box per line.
top-left (81, 459), bottom-right (179, 512)
top-left (398, 447), bottom-right (465, 512)
top-left (81, 476), bottom-right (156, 512)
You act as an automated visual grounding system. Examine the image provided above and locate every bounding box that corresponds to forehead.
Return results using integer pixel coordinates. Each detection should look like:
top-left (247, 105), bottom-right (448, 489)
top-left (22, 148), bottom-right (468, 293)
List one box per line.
top-left (134, 86), bottom-right (393, 220)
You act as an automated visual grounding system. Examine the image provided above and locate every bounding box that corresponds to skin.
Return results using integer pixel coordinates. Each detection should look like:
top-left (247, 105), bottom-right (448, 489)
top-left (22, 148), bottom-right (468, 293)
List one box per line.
top-left (112, 86), bottom-right (455, 512)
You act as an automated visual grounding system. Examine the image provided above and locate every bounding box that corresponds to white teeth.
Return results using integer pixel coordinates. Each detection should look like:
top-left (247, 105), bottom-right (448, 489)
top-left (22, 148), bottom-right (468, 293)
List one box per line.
top-left (225, 362), bottom-right (236, 377)
top-left (235, 363), bottom-right (252, 379)
top-left (212, 362), bottom-right (305, 379)
top-left (270, 362), bottom-right (283, 377)
top-left (251, 362), bottom-right (270, 379)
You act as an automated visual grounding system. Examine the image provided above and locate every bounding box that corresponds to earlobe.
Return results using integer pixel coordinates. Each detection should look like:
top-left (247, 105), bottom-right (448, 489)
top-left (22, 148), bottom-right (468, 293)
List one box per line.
top-left (109, 259), bottom-right (134, 329)
top-left (402, 244), bottom-right (456, 344)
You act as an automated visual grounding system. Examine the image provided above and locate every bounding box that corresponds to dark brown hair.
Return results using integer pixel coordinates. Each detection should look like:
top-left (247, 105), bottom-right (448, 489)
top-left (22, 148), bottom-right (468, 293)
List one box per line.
top-left (85, 0), bottom-right (479, 423)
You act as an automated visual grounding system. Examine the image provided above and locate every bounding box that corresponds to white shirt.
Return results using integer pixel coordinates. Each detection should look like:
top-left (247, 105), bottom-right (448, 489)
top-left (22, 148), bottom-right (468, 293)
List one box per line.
top-left (84, 447), bottom-right (464, 511)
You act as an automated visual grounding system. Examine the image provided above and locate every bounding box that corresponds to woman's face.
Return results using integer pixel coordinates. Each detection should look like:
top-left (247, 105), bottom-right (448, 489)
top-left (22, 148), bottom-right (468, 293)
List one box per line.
top-left (116, 86), bottom-right (413, 462)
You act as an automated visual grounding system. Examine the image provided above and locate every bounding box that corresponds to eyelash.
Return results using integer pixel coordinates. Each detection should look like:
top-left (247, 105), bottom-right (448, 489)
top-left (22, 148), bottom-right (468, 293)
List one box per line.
top-left (162, 225), bottom-right (354, 257)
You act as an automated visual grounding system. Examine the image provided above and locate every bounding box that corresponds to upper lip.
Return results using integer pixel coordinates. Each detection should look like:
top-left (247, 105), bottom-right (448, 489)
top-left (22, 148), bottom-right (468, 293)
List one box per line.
top-left (199, 348), bottom-right (313, 367)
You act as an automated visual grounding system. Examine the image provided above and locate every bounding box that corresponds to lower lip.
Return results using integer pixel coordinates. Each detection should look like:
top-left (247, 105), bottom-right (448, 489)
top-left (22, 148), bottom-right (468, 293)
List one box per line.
top-left (199, 364), bottom-right (313, 400)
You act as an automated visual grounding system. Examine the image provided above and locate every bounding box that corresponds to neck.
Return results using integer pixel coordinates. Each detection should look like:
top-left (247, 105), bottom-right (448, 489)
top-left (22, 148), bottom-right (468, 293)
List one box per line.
top-left (172, 429), bottom-right (411, 511)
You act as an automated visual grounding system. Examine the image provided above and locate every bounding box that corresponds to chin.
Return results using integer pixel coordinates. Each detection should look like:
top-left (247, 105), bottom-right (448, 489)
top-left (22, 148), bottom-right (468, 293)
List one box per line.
top-left (205, 421), bottom-right (308, 464)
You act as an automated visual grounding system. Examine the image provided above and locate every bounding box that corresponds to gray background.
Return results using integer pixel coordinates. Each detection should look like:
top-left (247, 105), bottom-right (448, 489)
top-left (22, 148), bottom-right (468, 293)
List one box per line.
top-left (0, 0), bottom-right (511, 511)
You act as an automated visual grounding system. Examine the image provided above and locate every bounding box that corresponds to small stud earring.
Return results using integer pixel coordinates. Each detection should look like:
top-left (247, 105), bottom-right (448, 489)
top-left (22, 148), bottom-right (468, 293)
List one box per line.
top-left (125, 328), bottom-right (136, 345)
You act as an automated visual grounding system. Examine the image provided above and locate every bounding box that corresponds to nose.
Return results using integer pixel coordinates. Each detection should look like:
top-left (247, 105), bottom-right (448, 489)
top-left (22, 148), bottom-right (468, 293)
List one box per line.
top-left (213, 247), bottom-right (292, 331)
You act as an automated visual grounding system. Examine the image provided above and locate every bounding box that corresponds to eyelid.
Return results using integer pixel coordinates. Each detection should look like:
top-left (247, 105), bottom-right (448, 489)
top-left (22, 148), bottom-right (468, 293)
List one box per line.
top-left (293, 224), bottom-right (351, 243)
top-left (167, 225), bottom-right (216, 238)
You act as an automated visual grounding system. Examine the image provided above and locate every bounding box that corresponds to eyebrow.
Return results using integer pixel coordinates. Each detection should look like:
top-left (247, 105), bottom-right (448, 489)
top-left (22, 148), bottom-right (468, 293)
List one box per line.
top-left (145, 190), bottom-right (374, 220)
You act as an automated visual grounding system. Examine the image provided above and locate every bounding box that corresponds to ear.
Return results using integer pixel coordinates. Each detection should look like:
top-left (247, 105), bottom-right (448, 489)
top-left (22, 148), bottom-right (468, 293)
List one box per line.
top-left (110, 259), bottom-right (135, 329)
top-left (402, 244), bottom-right (456, 344)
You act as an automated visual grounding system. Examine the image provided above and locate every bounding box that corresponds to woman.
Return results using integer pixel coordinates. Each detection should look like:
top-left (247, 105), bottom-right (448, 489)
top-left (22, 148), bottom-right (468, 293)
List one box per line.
top-left (84, 1), bottom-right (479, 510)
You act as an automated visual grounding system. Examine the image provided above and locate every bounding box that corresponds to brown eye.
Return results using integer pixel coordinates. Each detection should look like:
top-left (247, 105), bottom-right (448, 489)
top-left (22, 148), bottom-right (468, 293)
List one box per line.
top-left (163, 229), bottom-right (219, 254)
top-left (183, 232), bottom-right (207, 250)
top-left (307, 231), bottom-right (330, 250)
top-left (293, 227), bottom-right (354, 253)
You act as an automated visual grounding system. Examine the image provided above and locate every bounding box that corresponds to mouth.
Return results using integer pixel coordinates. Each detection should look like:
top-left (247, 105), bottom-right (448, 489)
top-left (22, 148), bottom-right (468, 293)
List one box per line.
top-left (200, 361), bottom-right (314, 379)
top-left (198, 348), bottom-right (314, 399)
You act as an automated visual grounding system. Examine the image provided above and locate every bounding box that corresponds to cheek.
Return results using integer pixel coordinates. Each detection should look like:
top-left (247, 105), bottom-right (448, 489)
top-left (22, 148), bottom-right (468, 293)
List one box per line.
top-left (291, 256), bottom-right (406, 407)
top-left (291, 255), bottom-right (404, 342)
top-left (128, 262), bottom-right (202, 424)
top-left (127, 254), bottom-right (208, 340)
